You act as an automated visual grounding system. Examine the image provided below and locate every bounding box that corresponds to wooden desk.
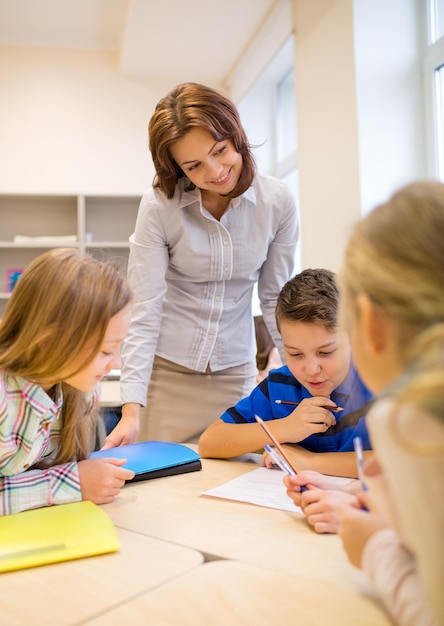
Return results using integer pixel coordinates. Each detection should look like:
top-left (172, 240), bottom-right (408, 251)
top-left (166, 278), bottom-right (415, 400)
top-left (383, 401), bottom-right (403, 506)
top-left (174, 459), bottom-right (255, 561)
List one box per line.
top-left (0, 527), bottom-right (203, 626)
top-left (1, 455), bottom-right (392, 625)
top-left (85, 560), bottom-right (392, 626)
top-left (101, 456), bottom-right (379, 598)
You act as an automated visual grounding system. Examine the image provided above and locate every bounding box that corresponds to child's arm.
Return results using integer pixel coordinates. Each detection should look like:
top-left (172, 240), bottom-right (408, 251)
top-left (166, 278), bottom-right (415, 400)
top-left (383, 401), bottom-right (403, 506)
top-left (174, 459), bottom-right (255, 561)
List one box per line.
top-left (337, 493), bottom-right (434, 623)
top-left (199, 405), bottom-right (338, 459)
top-left (263, 443), bottom-right (373, 479)
top-left (0, 462), bottom-right (82, 516)
top-left (0, 458), bottom-right (135, 515)
top-left (198, 418), bottom-right (275, 458)
top-left (342, 514), bottom-right (435, 626)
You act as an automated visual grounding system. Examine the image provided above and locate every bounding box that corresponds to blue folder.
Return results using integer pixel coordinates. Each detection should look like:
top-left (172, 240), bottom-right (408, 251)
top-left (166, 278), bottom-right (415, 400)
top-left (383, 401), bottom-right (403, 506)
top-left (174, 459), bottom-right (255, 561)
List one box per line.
top-left (90, 441), bottom-right (202, 482)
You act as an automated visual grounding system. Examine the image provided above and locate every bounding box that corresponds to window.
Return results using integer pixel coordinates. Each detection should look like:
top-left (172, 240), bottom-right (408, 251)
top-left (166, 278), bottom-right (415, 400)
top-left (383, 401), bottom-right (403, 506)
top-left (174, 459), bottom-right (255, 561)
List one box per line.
top-left (235, 35), bottom-right (299, 316)
top-left (430, 0), bottom-right (444, 42)
top-left (424, 0), bottom-right (444, 180)
top-left (237, 35), bottom-right (299, 264)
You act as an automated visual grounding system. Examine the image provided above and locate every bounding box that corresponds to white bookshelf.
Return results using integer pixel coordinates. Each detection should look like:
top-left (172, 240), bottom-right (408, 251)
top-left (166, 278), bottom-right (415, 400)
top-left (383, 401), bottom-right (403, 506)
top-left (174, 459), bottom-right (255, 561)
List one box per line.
top-left (0, 194), bottom-right (140, 315)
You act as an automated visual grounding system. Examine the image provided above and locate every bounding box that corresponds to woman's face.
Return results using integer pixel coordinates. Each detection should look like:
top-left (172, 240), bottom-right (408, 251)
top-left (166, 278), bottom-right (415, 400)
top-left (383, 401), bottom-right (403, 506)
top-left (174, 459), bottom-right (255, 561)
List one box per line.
top-left (170, 127), bottom-right (242, 195)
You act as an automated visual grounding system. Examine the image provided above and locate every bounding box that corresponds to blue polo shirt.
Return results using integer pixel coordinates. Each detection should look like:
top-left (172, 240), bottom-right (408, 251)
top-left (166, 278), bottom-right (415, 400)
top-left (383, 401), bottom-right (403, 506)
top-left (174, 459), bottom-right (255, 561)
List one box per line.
top-left (219, 362), bottom-right (373, 452)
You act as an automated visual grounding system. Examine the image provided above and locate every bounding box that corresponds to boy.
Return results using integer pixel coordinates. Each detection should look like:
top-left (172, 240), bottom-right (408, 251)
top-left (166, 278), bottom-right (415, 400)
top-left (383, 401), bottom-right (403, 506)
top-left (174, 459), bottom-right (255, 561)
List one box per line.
top-left (198, 269), bottom-right (373, 478)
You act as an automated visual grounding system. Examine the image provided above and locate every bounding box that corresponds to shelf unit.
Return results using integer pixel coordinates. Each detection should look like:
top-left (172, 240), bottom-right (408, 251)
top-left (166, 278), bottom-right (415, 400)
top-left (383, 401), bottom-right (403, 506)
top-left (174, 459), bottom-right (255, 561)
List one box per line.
top-left (0, 194), bottom-right (140, 316)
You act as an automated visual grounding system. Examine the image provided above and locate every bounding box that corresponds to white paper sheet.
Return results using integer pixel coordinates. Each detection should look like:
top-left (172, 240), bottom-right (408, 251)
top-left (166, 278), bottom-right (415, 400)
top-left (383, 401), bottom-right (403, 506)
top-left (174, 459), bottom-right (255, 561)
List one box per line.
top-left (201, 467), bottom-right (303, 513)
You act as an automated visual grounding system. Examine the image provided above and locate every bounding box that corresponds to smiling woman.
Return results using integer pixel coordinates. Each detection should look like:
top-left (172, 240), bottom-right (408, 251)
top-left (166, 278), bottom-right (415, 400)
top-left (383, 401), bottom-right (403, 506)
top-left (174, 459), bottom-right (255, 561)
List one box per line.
top-left (103, 82), bottom-right (299, 447)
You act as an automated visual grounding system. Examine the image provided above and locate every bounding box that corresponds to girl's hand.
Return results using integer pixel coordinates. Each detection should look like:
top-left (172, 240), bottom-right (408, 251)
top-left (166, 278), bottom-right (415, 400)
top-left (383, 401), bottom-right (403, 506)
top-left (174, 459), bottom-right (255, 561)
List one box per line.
top-left (296, 488), bottom-right (359, 534)
top-left (78, 457), bottom-right (135, 504)
top-left (284, 470), bottom-right (353, 492)
top-left (283, 472), bottom-right (359, 533)
top-left (338, 491), bottom-right (388, 568)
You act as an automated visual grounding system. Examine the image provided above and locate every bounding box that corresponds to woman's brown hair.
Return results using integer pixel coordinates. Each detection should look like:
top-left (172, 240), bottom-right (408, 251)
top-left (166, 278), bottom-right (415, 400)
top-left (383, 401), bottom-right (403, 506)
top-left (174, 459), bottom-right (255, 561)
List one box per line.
top-left (149, 82), bottom-right (256, 199)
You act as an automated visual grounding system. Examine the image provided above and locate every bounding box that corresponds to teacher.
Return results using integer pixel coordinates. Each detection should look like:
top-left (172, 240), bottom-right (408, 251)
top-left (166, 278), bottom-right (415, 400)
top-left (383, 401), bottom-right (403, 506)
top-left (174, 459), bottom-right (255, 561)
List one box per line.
top-left (107, 82), bottom-right (299, 445)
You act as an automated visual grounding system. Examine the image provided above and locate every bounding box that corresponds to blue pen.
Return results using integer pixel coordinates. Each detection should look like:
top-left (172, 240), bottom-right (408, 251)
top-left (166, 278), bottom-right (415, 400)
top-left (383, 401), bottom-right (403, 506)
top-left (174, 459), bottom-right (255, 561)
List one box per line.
top-left (353, 436), bottom-right (369, 511)
top-left (264, 444), bottom-right (296, 476)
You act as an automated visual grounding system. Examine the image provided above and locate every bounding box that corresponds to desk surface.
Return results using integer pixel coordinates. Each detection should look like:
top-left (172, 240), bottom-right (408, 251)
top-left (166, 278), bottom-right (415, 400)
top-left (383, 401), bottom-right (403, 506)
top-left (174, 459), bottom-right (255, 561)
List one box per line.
top-left (86, 560), bottom-right (391, 626)
top-left (1, 453), bottom-right (392, 626)
top-left (0, 528), bottom-right (203, 626)
top-left (101, 455), bottom-right (378, 597)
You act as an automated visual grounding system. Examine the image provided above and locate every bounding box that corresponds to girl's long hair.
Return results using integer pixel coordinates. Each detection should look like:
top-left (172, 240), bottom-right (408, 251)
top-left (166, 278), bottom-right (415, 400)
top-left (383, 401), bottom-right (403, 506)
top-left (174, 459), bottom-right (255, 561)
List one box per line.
top-left (340, 180), bottom-right (444, 433)
top-left (0, 248), bottom-right (132, 464)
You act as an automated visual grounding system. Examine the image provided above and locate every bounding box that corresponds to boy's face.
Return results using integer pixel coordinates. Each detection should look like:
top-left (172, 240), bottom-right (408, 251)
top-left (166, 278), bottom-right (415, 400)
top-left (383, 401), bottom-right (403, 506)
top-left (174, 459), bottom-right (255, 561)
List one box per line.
top-left (280, 320), bottom-right (351, 398)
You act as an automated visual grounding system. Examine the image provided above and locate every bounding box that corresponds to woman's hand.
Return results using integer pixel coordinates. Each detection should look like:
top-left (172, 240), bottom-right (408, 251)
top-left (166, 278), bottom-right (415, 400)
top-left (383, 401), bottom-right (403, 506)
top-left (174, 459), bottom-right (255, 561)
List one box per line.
top-left (101, 403), bottom-right (140, 449)
top-left (338, 491), bottom-right (388, 568)
top-left (78, 457), bottom-right (135, 505)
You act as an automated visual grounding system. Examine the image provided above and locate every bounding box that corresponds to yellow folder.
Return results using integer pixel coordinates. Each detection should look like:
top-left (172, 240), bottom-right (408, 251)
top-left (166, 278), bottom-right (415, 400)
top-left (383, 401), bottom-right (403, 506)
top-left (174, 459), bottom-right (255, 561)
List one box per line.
top-left (0, 501), bottom-right (120, 573)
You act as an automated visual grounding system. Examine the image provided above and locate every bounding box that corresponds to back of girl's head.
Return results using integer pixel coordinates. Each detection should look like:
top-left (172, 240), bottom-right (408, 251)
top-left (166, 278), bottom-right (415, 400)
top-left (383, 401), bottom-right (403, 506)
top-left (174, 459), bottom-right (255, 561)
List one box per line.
top-left (341, 182), bottom-right (444, 437)
top-left (0, 248), bottom-right (132, 384)
top-left (275, 269), bottom-right (339, 332)
top-left (341, 181), bottom-right (444, 355)
top-left (149, 82), bottom-right (256, 199)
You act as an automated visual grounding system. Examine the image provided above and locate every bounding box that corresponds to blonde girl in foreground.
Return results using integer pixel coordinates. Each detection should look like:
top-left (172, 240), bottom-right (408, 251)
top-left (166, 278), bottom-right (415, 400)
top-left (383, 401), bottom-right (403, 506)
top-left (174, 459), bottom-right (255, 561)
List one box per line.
top-left (285, 181), bottom-right (444, 625)
top-left (0, 249), bottom-right (134, 516)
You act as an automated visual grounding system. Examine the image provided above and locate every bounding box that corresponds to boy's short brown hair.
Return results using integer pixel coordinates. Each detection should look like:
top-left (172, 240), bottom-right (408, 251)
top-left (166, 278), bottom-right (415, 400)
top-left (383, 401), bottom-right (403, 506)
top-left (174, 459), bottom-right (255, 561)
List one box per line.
top-left (275, 268), bottom-right (339, 332)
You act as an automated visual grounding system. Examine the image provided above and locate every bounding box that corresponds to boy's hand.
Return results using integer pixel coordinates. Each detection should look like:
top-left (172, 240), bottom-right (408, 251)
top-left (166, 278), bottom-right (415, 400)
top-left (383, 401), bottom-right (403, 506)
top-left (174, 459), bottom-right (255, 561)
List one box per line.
top-left (284, 398), bottom-right (337, 442)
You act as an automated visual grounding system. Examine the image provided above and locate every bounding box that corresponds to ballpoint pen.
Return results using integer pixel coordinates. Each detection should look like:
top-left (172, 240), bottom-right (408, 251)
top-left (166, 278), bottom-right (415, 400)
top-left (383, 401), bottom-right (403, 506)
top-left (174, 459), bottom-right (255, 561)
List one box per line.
top-left (275, 400), bottom-right (343, 411)
top-left (353, 436), bottom-right (369, 511)
top-left (353, 436), bottom-right (368, 491)
top-left (255, 415), bottom-right (306, 491)
top-left (264, 444), bottom-right (296, 476)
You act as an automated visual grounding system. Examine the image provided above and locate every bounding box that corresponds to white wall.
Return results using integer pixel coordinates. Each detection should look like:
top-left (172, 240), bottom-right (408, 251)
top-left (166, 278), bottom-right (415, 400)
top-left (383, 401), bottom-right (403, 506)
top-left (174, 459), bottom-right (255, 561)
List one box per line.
top-left (292, 0), bottom-right (362, 272)
top-left (0, 46), bottom-right (157, 195)
top-left (291, 0), bottom-right (424, 271)
top-left (0, 0), bottom-right (426, 260)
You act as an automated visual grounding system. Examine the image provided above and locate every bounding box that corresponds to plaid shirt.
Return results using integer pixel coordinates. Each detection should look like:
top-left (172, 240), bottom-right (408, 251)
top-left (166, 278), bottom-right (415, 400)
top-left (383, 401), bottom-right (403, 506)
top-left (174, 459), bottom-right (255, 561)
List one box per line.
top-left (0, 372), bottom-right (81, 515)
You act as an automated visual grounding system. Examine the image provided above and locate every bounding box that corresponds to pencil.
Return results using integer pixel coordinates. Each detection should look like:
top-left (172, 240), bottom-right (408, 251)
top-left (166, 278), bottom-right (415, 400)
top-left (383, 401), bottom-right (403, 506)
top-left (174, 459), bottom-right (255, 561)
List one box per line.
top-left (254, 415), bottom-right (303, 476)
top-left (275, 399), bottom-right (343, 411)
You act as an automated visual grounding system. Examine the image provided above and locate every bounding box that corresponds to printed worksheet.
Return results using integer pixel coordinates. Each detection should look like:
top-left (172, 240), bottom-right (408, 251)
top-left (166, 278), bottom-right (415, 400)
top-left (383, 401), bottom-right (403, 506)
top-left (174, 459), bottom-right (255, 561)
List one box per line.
top-left (202, 467), bottom-right (302, 512)
top-left (202, 467), bottom-right (352, 513)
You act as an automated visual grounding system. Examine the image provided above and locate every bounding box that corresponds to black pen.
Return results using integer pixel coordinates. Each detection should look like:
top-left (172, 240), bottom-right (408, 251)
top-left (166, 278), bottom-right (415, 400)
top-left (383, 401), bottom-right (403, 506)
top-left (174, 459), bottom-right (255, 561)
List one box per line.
top-left (275, 399), bottom-right (343, 412)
